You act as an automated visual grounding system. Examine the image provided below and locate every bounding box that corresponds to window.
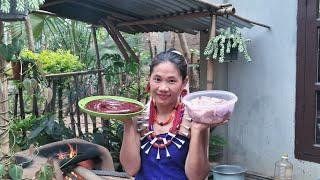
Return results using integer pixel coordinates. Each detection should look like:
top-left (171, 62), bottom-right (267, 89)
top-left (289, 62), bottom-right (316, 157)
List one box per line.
top-left (295, 0), bottom-right (320, 163)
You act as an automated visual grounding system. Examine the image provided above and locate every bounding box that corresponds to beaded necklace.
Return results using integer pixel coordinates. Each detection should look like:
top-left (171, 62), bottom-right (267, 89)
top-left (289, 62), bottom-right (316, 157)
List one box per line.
top-left (140, 99), bottom-right (187, 159)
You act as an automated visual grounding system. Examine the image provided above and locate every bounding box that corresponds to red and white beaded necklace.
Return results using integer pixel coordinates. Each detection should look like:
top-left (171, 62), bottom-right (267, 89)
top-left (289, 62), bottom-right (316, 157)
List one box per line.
top-left (140, 99), bottom-right (187, 159)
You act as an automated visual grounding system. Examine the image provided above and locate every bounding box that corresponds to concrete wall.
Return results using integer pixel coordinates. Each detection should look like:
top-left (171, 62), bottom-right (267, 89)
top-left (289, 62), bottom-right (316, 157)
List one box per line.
top-left (205, 0), bottom-right (320, 179)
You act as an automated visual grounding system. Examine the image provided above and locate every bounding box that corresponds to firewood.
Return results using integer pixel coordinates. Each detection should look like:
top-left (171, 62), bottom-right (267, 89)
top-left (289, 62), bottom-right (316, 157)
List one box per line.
top-left (74, 166), bottom-right (104, 180)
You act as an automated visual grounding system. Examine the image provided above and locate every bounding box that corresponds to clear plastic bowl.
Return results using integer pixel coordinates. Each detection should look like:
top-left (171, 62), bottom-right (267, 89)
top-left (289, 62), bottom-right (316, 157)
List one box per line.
top-left (182, 90), bottom-right (238, 124)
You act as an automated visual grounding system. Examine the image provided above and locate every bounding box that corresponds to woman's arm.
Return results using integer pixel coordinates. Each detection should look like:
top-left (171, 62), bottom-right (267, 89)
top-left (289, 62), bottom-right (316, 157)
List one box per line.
top-left (185, 117), bottom-right (229, 180)
top-left (120, 119), bottom-right (141, 176)
top-left (185, 123), bottom-right (211, 180)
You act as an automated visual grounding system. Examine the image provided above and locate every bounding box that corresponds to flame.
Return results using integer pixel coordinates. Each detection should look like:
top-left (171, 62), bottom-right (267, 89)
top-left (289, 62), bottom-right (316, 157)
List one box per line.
top-left (57, 150), bottom-right (65, 159)
top-left (67, 144), bottom-right (77, 158)
top-left (56, 144), bottom-right (87, 180)
top-left (56, 144), bottom-right (78, 159)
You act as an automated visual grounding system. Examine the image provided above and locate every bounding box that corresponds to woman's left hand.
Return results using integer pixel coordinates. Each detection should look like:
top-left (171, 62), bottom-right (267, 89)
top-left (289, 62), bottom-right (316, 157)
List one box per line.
top-left (190, 113), bottom-right (230, 132)
top-left (191, 119), bottom-right (229, 131)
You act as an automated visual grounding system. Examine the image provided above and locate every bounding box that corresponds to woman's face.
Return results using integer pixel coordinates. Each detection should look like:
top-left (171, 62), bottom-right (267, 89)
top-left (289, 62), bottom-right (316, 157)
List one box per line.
top-left (149, 61), bottom-right (186, 108)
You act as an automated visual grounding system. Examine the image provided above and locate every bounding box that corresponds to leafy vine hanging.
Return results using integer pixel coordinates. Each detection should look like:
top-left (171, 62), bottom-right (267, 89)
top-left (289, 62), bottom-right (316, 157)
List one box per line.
top-left (204, 24), bottom-right (251, 63)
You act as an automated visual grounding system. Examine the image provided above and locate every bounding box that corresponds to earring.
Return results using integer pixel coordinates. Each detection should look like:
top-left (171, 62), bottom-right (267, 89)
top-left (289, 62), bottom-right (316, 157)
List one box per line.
top-left (145, 83), bottom-right (150, 92)
top-left (181, 89), bottom-right (188, 98)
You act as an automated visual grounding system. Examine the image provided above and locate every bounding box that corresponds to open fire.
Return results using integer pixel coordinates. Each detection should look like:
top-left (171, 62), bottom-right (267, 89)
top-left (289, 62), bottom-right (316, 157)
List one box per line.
top-left (14, 138), bottom-right (116, 179)
top-left (57, 144), bottom-right (78, 159)
top-left (56, 144), bottom-right (85, 180)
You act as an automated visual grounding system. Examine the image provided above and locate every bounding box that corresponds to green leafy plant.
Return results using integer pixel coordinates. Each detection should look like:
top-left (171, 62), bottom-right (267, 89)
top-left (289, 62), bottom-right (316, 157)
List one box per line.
top-left (8, 164), bottom-right (23, 180)
top-left (10, 114), bottom-right (74, 150)
top-left (0, 163), bottom-right (4, 178)
top-left (204, 24), bottom-right (251, 63)
top-left (0, 37), bottom-right (24, 62)
top-left (102, 53), bottom-right (148, 100)
top-left (36, 49), bottom-right (85, 74)
top-left (0, 0), bottom-right (45, 14)
top-left (35, 162), bottom-right (54, 180)
top-left (18, 49), bottom-right (52, 103)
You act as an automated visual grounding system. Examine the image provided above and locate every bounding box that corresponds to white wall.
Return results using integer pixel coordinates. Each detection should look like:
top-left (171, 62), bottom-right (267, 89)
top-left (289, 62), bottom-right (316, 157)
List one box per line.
top-left (207, 0), bottom-right (320, 179)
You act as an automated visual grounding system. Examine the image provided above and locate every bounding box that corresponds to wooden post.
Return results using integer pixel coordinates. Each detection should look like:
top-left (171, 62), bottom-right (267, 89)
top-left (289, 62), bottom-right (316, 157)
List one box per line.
top-left (154, 46), bottom-right (157, 56)
top-left (178, 33), bottom-right (191, 60)
top-left (0, 20), bottom-right (9, 165)
top-left (170, 32), bottom-right (176, 49)
top-left (13, 93), bottom-right (18, 118)
top-left (58, 83), bottom-right (63, 123)
top-left (32, 66), bottom-right (39, 117)
top-left (0, 67), bottom-right (9, 159)
top-left (68, 84), bottom-right (76, 136)
top-left (25, 15), bottom-right (39, 117)
top-left (207, 15), bottom-right (217, 90)
top-left (199, 30), bottom-right (209, 90)
top-left (92, 27), bottom-right (105, 95)
top-left (0, 21), bottom-right (3, 44)
top-left (73, 76), bottom-right (82, 136)
top-left (18, 86), bottom-right (25, 119)
top-left (24, 15), bottom-right (35, 52)
top-left (91, 116), bottom-right (97, 133)
top-left (148, 40), bottom-right (153, 59)
top-left (51, 80), bottom-right (57, 113)
top-left (84, 114), bottom-right (89, 133)
top-left (164, 40), bottom-right (167, 51)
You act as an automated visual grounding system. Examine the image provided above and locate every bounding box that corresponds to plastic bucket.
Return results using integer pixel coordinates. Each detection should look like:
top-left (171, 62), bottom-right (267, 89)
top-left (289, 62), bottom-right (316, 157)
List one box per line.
top-left (213, 165), bottom-right (246, 180)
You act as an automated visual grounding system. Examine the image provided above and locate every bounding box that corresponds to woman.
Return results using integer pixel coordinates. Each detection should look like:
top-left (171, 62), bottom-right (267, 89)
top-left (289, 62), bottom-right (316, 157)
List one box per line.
top-left (120, 49), bottom-right (228, 180)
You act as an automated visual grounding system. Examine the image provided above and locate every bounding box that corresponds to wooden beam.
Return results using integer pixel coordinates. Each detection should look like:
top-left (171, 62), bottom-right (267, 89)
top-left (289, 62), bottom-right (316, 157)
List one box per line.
top-left (103, 19), bottom-right (140, 63)
top-left (101, 21), bottom-right (129, 60)
top-left (40, 69), bottom-right (104, 79)
top-left (116, 11), bottom-right (212, 27)
top-left (162, 23), bottom-right (197, 35)
top-left (92, 27), bottom-right (105, 95)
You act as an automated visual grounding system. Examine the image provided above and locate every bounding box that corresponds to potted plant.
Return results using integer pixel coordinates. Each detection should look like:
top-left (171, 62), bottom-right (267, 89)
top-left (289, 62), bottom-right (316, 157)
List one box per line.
top-left (204, 24), bottom-right (251, 63)
top-left (0, 0), bottom-right (45, 21)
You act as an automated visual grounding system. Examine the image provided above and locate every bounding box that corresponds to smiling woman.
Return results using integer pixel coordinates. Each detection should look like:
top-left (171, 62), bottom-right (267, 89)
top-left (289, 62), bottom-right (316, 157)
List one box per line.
top-left (119, 49), bottom-right (231, 180)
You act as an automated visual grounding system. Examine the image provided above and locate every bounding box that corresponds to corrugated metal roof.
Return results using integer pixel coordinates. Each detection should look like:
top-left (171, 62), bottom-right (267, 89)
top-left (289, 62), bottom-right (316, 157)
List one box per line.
top-left (40, 0), bottom-right (255, 34)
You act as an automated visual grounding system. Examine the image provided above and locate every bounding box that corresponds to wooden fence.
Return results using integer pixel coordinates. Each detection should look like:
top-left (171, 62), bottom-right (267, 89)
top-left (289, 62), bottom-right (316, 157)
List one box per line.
top-left (9, 69), bottom-right (105, 136)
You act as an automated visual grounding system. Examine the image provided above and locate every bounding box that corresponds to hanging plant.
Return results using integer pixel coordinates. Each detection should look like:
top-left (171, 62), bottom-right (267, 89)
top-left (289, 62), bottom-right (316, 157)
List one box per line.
top-left (0, 0), bottom-right (45, 21)
top-left (204, 24), bottom-right (251, 63)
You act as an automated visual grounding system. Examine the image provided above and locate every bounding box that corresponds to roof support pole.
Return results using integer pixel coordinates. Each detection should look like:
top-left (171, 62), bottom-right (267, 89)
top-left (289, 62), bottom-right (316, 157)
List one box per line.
top-left (207, 15), bottom-right (217, 90)
top-left (0, 20), bottom-right (9, 160)
top-left (25, 15), bottom-right (39, 117)
top-left (101, 22), bottom-right (130, 60)
top-left (103, 19), bottom-right (140, 63)
top-left (91, 26), bottom-right (105, 95)
top-left (199, 30), bottom-right (209, 90)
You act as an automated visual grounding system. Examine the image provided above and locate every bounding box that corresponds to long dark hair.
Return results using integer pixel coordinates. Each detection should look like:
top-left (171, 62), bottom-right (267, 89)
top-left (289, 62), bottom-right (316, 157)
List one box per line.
top-left (149, 48), bottom-right (188, 80)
